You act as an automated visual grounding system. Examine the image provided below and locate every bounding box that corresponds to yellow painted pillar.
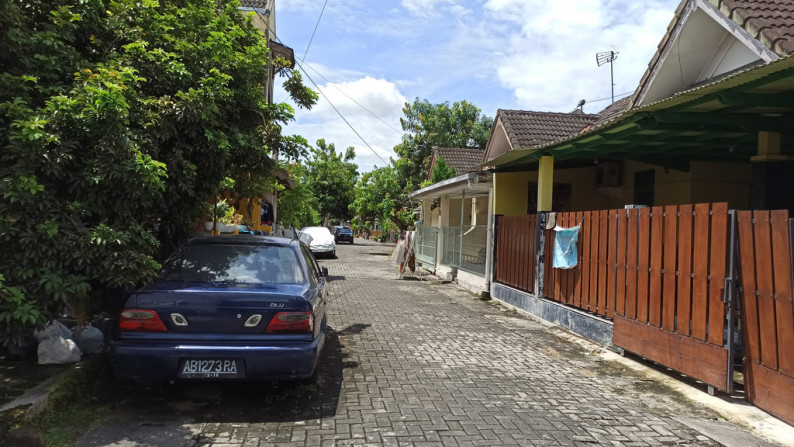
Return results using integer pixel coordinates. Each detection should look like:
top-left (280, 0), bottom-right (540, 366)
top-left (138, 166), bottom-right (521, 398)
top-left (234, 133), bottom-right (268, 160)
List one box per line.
top-left (537, 155), bottom-right (554, 212)
top-left (752, 131), bottom-right (782, 161)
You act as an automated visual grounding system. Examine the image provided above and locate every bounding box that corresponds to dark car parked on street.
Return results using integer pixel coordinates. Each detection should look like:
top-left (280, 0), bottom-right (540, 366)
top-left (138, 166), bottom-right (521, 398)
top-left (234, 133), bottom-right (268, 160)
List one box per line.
top-left (110, 235), bottom-right (328, 383)
top-left (334, 226), bottom-right (354, 244)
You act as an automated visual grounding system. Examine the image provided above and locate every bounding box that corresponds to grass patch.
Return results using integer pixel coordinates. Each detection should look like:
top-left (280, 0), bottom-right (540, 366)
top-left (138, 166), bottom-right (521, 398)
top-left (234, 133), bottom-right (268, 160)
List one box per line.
top-left (27, 356), bottom-right (115, 447)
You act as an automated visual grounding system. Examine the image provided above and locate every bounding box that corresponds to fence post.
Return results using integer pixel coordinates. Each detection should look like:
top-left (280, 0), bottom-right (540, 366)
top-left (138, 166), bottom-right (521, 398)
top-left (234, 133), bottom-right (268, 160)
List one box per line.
top-left (491, 214), bottom-right (500, 285)
top-left (724, 209), bottom-right (739, 394)
top-left (535, 212), bottom-right (548, 297)
top-left (613, 211), bottom-right (619, 317)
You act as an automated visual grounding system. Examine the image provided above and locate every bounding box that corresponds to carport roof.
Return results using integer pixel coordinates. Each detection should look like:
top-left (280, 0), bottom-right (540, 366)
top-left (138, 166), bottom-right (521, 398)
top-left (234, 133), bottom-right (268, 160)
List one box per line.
top-left (487, 55), bottom-right (794, 172)
top-left (408, 172), bottom-right (492, 201)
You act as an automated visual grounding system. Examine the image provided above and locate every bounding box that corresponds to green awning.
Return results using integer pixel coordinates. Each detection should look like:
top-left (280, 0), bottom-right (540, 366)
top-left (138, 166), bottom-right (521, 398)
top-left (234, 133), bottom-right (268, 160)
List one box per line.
top-left (491, 56), bottom-right (794, 172)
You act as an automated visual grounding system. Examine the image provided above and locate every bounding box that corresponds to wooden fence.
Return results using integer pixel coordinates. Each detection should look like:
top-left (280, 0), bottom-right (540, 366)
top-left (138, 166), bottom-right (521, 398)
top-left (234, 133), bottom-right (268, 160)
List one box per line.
top-left (736, 210), bottom-right (794, 426)
top-left (497, 203), bottom-right (733, 391)
top-left (494, 203), bottom-right (794, 418)
top-left (543, 210), bottom-right (614, 318)
top-left (495, 215), bottom-right (537, 292)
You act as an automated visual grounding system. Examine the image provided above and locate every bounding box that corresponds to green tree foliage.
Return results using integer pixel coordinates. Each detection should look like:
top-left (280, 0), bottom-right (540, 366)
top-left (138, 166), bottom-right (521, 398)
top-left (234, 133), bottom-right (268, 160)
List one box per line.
top-left (350, 166), bottom-right (406, 232)
top-left (351, 99), bottom-right (492, 232)
top-left (393, 99), bottom-right (492, 194)
top-left (430, 157), bottom-right (456, 184)
top-left (0, 0), bottom-right (316, 342)
top-left (276, 162), bottom-right (321, 229)
top-left (303, 139), bottom-right (358, 224)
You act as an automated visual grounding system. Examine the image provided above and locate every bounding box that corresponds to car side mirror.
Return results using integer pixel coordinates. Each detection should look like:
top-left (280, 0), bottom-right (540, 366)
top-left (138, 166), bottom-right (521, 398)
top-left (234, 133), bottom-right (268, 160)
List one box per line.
top-left (321, 266), bottom-right (329, 277)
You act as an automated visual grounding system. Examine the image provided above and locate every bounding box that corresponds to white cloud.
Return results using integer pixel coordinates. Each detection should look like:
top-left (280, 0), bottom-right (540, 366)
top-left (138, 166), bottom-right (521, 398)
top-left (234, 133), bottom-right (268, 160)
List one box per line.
top-left (276, 75), bottom-right (408, 172)
top-left (483, 0), bottom-right (678, 112)
top-left (402, 0), bottom-right (465, 18)
top-left (276, 0), bottom-right (682, 172)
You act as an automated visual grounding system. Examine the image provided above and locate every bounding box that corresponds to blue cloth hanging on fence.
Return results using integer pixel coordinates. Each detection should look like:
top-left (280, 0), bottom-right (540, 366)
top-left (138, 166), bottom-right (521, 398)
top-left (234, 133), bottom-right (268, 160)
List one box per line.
top-left (553, 225), bottom-right (580, 269)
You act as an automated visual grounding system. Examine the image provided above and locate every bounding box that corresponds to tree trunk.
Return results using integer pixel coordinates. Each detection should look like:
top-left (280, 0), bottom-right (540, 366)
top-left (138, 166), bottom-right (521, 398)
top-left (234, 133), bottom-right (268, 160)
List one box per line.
top-left (391, 217), bottom-right (408, 233)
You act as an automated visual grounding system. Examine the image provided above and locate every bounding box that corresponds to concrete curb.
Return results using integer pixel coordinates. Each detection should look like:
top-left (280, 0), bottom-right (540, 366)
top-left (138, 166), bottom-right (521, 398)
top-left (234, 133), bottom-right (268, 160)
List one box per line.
top-left (0, 364), bottom-right (77, 421)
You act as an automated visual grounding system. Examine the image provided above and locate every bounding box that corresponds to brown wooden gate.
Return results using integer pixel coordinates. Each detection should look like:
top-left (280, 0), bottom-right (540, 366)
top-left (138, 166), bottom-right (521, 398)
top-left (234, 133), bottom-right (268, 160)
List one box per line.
top-left (495, 215), bottom-right (537, 292)
top-left (611, 203), bottom-right (733, 392)
top-left (736, 210), bottom-right (794, 427)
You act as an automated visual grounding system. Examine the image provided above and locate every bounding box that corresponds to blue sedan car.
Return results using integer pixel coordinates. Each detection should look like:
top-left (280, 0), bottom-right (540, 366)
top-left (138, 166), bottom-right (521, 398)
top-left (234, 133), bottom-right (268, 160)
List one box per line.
top-left (110, 235), bottom-right (328, 382)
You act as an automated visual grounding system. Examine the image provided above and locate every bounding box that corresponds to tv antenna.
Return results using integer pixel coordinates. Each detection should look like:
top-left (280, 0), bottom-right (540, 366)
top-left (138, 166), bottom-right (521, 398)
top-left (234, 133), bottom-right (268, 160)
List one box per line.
top-left (596, 50), bottom-right (619, 103)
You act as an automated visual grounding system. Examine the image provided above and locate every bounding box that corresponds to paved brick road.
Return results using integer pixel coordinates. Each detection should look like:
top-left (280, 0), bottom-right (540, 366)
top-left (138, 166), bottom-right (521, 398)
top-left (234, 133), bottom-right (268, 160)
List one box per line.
top-left (78, 239), bottom-right (777, 446)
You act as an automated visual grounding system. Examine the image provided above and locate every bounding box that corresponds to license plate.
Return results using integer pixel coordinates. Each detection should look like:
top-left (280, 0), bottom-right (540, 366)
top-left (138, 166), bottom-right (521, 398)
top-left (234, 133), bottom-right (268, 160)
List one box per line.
top-left (179, 359), bottom-right (240, 379)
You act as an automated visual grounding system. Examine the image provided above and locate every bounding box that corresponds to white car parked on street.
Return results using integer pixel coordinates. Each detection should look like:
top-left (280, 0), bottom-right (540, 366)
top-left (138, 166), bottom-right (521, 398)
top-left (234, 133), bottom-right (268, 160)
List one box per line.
top-left (300, 226), bottom-right (336, 258)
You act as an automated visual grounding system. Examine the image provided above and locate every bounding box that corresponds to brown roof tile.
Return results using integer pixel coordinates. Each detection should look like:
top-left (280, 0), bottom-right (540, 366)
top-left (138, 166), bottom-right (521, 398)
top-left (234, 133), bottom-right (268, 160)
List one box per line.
top-left (498, 110), bottom-right (600, 150)
top-left (430, 148), bottom-right (485, 177)
top-left (632, 0), bottom-right (794, 109)
top-left (595, 97), bottom-right (631, 123)
top-left (240, 0), bottom-right (271, 10)
top-left (711, 0), bottom-right (794, 56)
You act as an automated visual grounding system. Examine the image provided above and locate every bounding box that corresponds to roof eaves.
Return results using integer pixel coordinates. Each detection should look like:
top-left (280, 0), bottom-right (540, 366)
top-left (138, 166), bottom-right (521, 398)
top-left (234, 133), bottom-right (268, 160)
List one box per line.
top-left (537, 54), bottom-right (794, 153)
top-left (408, 173), bottom-right (475, 200)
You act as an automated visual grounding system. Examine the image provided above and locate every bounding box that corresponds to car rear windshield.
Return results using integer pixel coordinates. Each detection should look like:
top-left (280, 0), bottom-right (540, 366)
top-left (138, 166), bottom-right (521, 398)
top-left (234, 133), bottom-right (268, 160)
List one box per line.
top-left (339, 228), bottom-right (353, 234)
top-left (158, 244), bottom-right (305, 284)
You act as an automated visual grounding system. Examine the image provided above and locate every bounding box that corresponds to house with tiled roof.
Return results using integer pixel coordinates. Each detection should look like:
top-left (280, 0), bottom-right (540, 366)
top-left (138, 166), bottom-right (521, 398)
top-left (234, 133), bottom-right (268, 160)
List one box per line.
top-left (482, 110), bottom-right (601, 166)
top-left (409, 149), bottom-right (493, 294)
top-left (426, 147), bottom-right (486, 181)
top-left (408, 148), bottom-right (494, 295)
top-left (481, 0), bottom-right (794, 426)
top-left (486, 0), bottom-right (794, 218)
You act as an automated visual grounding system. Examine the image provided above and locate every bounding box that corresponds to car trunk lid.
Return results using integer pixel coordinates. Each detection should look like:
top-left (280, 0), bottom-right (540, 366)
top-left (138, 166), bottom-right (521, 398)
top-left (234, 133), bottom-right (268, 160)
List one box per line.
top-left (125, 281), bottom-right (309, 334)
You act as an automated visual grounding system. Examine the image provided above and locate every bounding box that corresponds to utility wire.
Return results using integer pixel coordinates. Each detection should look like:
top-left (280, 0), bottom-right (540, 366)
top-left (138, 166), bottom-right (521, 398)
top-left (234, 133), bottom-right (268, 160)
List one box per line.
top-left (585, 90), bottom-right (633, 104)
top-left (303, 62), bottom-right (404, 135)
top-left (301, 0), bottom-right (328, 63)
top-left (297, 62), bottom-right (390, 166)
top-left (294, 7), bottom-right (404, 138)
top-left (270, 28), bottom-right (391, 166)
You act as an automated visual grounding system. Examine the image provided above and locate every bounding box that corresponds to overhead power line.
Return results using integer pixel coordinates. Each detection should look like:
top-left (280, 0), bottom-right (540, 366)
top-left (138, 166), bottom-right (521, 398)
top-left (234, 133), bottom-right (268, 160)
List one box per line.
top-left (302, 62), bottom-right (404, 136)
top-left (270, 28), bottom-right (392, 166)
top-left (586, 90), bottom-right (633, 104)
top-left (301, 0), bottom-right (328, 64)
top-left (297, 62), bottom-right (390, 166)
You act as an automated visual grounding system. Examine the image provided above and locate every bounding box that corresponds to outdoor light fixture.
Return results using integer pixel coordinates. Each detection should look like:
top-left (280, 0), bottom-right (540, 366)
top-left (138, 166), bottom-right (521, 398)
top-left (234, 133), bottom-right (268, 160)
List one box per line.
top-left (596, 50), bottom-right (619, 103)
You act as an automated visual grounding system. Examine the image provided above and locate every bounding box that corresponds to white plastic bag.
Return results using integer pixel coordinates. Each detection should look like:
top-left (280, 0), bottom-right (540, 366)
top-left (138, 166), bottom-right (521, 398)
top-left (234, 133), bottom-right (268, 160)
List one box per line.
top-left (72, 324), bottom-right (104, 354)
top-left (34, 319), bottom-right (73, 342)
top-left (37, 336), bottom-right (82, 364)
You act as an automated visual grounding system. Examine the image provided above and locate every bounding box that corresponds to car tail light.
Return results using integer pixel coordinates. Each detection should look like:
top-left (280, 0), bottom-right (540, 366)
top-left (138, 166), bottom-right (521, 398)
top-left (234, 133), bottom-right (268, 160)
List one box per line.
top-left (119, 309), bottom-right (167, 332)
top-left (265, 311), bottom-right (314, 334)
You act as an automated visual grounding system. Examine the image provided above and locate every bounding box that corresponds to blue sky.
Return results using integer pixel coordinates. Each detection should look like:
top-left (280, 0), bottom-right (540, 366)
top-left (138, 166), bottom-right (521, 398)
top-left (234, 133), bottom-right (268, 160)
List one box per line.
top-left (273, 0), bottom-right (682, 172)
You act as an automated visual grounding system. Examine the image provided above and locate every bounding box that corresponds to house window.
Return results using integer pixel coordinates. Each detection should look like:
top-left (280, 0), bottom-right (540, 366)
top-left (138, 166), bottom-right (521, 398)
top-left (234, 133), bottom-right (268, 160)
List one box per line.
top-left (634, 170), bottom-right (655, 206)
top-left (526, 183), bottom-right (571, 213)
